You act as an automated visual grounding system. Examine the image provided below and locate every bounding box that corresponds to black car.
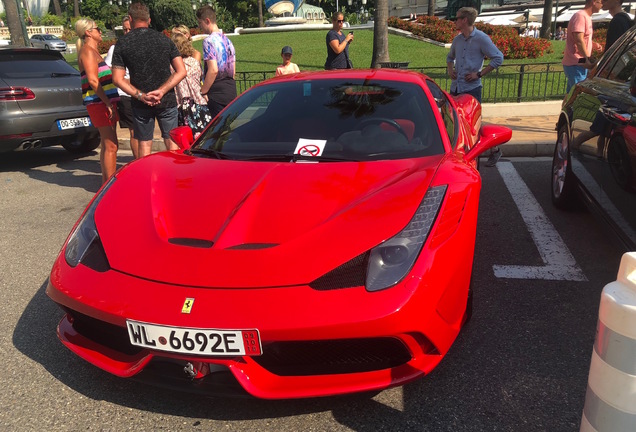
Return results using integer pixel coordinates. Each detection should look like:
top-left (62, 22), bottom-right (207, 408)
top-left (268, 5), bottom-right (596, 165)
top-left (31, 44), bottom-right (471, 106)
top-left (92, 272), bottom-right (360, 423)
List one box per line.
top-left (0, 48), bottom-right (99, 153)
top-left (552, 26), bottom-right (636, 250)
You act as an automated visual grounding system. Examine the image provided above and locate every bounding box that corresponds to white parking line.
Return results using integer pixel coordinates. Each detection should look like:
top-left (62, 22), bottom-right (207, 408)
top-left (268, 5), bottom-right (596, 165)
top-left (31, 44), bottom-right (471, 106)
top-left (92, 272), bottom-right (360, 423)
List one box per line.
top-left (492, 162), bottom-right (587, 281)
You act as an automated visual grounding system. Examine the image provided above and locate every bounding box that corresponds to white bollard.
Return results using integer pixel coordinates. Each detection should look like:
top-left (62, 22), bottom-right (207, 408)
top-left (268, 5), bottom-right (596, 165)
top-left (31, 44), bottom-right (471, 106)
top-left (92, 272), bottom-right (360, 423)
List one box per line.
top-left (580, 252), bottom-right (636, 432)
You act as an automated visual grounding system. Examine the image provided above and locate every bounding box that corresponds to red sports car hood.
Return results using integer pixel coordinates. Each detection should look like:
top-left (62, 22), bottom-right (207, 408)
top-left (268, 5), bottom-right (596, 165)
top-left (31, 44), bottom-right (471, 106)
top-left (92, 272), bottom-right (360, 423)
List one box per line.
top-left (96, 152), bottom-right (443, 287)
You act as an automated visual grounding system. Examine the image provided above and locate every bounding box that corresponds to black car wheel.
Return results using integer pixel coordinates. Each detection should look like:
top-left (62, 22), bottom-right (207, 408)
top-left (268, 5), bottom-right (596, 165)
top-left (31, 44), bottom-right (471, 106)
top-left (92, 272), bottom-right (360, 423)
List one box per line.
top-left (62, 136), bottom-right (100, 154)
top-left (551, 123), bottom-right (580, 210)
top-left (607, 135), bottom-right (633, 191)
top-left (44, 45), bottom-right (50, 50)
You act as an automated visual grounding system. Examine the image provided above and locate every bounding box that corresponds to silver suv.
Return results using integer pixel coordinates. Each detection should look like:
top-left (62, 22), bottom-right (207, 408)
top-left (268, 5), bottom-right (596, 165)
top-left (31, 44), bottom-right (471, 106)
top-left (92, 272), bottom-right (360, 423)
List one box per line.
top-left (0, 48), bottom-right (99, 153)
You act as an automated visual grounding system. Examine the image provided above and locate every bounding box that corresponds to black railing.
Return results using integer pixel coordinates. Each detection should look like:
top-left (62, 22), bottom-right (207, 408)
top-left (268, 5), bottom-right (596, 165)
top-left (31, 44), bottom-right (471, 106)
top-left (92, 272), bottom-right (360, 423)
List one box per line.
top-left (236, 62), bottom-right (568, 104)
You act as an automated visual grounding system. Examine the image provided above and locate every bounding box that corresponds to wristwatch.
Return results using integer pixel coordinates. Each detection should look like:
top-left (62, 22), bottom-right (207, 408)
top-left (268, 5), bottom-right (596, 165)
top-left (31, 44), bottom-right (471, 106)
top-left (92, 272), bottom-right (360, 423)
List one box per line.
top-left (477, 71), bottom-right (482, 78)
top-left (136, 91), bottom-right (143, 100)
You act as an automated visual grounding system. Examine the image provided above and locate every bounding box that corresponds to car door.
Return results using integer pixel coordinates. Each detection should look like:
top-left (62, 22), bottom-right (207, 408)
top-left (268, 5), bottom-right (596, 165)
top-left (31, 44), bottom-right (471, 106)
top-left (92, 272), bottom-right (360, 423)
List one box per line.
top-left (569, 29), bottom-right (636, 249)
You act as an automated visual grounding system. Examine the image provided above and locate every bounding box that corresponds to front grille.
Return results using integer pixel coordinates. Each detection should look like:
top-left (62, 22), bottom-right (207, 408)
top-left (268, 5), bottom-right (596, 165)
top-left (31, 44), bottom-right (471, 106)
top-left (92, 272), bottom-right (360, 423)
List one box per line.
top-left (65, 308), bottom-right (142, 356)
top-left (253, 337), bottom-right (412, 376)
top-left (309, 252), bottom-right (369, 291)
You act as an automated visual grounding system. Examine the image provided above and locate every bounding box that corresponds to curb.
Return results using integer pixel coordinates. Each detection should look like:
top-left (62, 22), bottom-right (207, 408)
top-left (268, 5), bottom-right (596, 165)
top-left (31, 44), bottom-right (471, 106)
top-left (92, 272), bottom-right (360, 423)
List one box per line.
top-left (482, 100), bottom-right (561, 118)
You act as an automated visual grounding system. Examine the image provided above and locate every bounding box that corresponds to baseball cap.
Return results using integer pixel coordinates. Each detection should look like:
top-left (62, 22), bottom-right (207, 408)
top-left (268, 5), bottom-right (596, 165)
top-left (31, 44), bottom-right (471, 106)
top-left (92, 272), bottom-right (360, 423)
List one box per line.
top-left (281, 46), bottom-right (293, 55)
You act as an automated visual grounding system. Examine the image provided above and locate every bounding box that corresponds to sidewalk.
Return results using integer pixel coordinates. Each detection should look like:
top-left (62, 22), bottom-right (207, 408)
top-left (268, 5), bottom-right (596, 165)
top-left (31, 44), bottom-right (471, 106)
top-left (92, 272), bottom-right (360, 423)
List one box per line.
top-left (482, 101), bottom-right (560, 157)
top-left (116, 101), bottom-right (561, 157)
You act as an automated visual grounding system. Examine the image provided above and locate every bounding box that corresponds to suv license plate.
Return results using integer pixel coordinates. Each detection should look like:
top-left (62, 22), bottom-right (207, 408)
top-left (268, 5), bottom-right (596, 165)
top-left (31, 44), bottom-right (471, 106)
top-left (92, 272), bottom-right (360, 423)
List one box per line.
top-left (58, 117), bottom-right (91, 130)
top-left (126, 320), bottom-right (262, 356)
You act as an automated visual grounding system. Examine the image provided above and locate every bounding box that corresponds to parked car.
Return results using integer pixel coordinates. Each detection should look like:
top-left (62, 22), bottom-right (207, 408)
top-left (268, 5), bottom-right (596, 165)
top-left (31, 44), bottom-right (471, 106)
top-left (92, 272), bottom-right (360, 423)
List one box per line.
top-left (29, 34), bottom-right (67, 51)
top-left (47, 69), bottom-right (511, 399)
top-left (0, 49), bottom-right (99, 153)
top-left (552, 26), bottom-right (636, 250)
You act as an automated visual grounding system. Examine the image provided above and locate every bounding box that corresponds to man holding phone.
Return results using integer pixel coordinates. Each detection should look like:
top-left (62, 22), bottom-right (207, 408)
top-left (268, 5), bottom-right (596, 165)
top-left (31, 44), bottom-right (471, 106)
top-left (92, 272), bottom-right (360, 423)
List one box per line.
top-left (325, 12), bottom-right (354, 70)
top-left (562, 0), bottom-right (604, 93)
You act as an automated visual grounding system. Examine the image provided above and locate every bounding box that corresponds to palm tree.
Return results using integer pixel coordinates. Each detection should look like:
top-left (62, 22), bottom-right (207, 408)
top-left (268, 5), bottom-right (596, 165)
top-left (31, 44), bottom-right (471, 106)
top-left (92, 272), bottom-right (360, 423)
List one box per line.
top-left (1, 0), bottom-right (28, 46)
top-left (52, 0), bottom-right (62, 16)
top-left (258, 0), bottom-right (263, 27)
top-left (370, 0), bottom-right (389, 67)
top-left (428, 0), bottom-right (435, 17)
top-left (541, 0), bottom-right (554, 39)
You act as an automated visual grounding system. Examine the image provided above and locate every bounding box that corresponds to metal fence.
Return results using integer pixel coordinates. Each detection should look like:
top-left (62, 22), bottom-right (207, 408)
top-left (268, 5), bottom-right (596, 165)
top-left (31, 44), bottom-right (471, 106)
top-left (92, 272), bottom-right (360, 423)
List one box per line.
top-left (236, 62), bottom-right (568, 104)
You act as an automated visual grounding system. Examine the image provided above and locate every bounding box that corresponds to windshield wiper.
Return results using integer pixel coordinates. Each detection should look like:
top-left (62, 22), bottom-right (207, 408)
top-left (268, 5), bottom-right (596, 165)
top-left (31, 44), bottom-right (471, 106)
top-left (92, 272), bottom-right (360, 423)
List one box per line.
top-left (51, 72), bottom-right (79, 77)
top-left (188, 148), bottom-right (232, 159)
top-left (239, 153), bottom-right (355, 162)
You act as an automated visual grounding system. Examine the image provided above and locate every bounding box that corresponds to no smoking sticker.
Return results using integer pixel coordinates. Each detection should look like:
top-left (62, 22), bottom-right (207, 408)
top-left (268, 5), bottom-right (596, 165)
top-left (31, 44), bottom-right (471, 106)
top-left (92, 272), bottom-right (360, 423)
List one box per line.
top-left (294, 138), bottom-right (326, 158)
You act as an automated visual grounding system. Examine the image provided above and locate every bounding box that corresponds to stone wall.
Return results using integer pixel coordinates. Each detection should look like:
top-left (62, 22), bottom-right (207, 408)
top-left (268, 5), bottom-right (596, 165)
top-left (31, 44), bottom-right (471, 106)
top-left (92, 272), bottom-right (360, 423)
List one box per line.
top-left (0, 25), bottom-right (64, 40)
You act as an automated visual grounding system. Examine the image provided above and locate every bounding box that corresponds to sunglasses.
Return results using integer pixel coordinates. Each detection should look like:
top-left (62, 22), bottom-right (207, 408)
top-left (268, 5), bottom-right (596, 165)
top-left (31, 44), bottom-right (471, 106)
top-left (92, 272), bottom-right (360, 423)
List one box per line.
top-left (91, 27), bottom-right (102, 33)
top-left (337, 20), bottom-right (344, 23)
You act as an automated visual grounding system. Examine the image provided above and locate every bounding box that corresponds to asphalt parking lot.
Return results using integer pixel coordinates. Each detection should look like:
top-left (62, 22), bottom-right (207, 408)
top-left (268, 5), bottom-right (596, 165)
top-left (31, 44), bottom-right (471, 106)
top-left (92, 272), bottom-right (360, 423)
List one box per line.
top-left (0, 147), bottom-right (626, 431)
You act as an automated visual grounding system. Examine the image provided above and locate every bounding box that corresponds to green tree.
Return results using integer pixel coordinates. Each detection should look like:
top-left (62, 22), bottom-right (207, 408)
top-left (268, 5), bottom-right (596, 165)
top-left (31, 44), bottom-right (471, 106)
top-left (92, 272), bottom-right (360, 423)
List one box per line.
top-left (150, 0), bottom-right (197, 31)
top-left (80, 0), bottom-right (105, 20)
top-left (99, 4), bottom-right (125, 29)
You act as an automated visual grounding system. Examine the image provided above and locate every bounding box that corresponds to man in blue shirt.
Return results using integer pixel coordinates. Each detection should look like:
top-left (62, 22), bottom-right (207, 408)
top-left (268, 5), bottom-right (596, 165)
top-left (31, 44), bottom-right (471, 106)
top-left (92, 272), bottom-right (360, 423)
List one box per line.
top-left (447, 7), bottom-right (504, 166)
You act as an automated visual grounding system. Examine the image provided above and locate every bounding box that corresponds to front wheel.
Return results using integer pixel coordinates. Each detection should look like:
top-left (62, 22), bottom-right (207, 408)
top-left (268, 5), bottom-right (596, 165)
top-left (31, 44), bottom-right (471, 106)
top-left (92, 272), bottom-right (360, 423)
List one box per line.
top-left (551, 124), bottom-right (580, 210)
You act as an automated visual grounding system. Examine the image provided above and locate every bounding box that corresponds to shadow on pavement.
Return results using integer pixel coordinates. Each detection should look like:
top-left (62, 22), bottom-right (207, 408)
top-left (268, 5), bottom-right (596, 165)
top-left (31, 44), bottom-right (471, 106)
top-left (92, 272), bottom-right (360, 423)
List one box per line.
top-left (1, 147), bottom-right (135, 193)
top-left (12, 281), bottom-right (404, 422)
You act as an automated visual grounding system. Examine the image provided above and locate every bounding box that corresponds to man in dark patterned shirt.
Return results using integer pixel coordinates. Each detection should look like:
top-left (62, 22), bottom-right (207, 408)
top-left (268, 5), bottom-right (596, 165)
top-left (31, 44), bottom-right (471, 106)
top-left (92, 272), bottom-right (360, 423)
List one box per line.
top-left (112, 2), bottom-right (186, 158)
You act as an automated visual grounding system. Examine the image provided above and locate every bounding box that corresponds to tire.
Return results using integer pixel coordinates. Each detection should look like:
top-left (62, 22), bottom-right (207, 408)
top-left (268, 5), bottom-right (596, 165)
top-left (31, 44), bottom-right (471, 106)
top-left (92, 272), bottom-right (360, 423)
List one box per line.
top-left (551, 123), bottom-right (580, 210)
top-left (607, 135), bottom-right (633, 191)
top-left (45, 45), bottom-right (50, 50)
top-left (62, 136), bottom-right (100, 154)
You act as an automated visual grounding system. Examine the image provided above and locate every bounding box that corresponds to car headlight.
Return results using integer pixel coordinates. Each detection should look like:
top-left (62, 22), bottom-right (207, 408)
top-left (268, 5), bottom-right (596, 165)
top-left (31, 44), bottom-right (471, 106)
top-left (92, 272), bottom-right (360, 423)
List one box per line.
top-left (365, 185), bottom-right (447, 292)
top-left (64, 177), bottom-right (115, 271)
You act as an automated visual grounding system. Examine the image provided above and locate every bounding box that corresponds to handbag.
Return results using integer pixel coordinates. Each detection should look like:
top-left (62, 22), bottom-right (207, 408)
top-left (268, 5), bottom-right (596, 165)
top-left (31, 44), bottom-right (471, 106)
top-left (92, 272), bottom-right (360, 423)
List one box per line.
top-left (178, 97), bottom-right (212, 137)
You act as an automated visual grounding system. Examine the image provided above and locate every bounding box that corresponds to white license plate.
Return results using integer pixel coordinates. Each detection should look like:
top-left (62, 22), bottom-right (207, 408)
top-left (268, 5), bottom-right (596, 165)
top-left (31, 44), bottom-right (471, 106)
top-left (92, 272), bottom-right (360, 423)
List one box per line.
top-left (126, 320), bottom-right (262, 356)
top-left (57, 117), bottom-right (91, 130)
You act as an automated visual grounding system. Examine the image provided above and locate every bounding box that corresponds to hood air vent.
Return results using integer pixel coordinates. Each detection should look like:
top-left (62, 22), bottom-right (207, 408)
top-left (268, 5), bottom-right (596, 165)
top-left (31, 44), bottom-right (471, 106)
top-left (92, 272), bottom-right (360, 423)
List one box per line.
top-left (168, 238), bottom-right (214, 248)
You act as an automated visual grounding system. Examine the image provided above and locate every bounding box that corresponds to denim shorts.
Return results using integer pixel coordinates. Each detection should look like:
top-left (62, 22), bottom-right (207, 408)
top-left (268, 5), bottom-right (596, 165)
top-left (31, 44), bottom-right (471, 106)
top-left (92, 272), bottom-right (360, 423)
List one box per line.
top-left (132, 105), bottom-right (178, 141)
top-left (563, 65), bottom-right (588, 93)
top-left (451, 86), bottom-right (482, 104)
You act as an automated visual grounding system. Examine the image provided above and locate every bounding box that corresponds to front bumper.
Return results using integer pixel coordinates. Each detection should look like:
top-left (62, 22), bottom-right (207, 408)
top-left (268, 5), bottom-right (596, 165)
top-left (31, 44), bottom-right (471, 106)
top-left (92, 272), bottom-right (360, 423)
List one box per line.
top-left (47, 251), bottom-right (468, 399)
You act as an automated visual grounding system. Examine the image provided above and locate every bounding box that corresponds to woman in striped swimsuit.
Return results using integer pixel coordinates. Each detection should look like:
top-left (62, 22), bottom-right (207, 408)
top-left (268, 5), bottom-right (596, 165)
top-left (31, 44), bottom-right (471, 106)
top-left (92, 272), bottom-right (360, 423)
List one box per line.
top-left (76, 18), bottom-right (120, 184)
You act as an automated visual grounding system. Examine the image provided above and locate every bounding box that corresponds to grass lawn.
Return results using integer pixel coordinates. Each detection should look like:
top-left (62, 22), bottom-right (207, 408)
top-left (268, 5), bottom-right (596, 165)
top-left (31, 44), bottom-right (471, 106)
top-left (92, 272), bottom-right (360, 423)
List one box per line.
top-left (63, 28), bottom-right (567, 101)
top-left (64, 28), bottom-right (566, 72)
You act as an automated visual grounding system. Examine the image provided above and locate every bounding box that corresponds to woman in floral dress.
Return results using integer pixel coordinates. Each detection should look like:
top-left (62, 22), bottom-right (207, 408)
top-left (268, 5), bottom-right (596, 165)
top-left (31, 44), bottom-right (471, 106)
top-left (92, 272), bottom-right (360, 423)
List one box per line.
top-left (171, 29), bottom-right (211, 137)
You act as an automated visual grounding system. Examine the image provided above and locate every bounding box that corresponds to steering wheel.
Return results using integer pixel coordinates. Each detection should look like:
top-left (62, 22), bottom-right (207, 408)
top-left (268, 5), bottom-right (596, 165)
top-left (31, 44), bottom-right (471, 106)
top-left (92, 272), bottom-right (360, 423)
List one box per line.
top-left (357, 117), bottom-right (408, 140)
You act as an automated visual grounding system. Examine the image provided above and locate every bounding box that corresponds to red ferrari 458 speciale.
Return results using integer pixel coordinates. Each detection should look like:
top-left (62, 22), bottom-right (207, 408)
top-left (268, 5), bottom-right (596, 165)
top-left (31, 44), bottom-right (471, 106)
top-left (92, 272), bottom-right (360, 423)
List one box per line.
top-left (47, 69), bottom-right (511, 399)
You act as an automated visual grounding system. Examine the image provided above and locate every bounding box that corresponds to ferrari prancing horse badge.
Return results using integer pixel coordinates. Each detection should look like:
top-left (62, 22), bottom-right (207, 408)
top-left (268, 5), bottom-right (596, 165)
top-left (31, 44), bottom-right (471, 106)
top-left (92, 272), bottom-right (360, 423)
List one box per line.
top-left (181, 298), bottom-right (194, 314)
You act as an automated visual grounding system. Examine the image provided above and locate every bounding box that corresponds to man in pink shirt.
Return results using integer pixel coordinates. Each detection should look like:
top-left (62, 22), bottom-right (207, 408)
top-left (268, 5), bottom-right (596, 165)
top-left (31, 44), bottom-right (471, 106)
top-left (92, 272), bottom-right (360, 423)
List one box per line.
top-left (562, 0), bottom-right (604, 92)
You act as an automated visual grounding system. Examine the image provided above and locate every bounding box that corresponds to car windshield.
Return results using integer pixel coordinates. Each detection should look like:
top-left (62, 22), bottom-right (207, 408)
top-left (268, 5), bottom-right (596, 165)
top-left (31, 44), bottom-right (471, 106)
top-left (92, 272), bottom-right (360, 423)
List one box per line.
top-left (42, 35), bottom-right (60, 40)
top-left (193, 78), bottom-right (445, 161)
